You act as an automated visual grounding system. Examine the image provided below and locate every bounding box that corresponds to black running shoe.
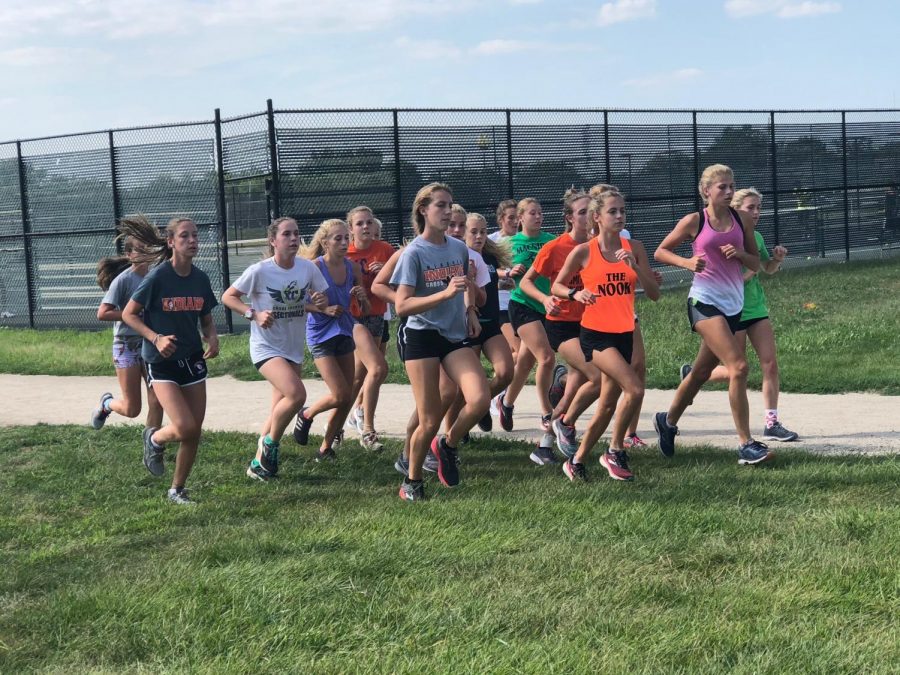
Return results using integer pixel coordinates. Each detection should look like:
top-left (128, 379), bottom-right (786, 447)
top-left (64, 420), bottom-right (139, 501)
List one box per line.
top-left (293, 407), bottom-right (313, 445)
top-left (738, 439), bottom-right (774, 465)
top-left (529, 445), bottom-right (560, 466)
top-left (477, 409), bottom-right (492, 432)
top-left (399, 478), bottom-right (426, 502)
top-left (549, 364), bottom-right (567, 409)
top-left (430, 435), bottom-right (460, 487)
top-left (653, 411), bottom-right (678, 458)
top-left (679, 363), bottom-right (692, 381)
top-left (315, 447), bottom-right (336, 463)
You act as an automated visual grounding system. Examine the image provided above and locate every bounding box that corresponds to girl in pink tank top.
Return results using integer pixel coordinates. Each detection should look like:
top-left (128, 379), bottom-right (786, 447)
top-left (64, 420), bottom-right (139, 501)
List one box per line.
top-left (653, 164), bottom-right (774, 467)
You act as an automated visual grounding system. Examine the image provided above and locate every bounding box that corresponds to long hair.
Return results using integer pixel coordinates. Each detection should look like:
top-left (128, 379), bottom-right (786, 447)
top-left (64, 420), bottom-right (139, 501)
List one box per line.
top-left (699, 164), bottom-right (734, 204)
top-left (410, 182), bottom-right (452, 235)
top-left (300, 218), bottom-right (347, 260)
top-left (265, 216), bottom-right (298, 258)
top-left (588, 189), bottom-right (624, 237)
top-left (96, 233), bottom-right (134, 290)
top-left (562, 187), bottom-right (589, 233)
top-left (732, 187), bottom-right (763, 209)
top-left (117, 214), bottom-right (194, 266)
top-left (467, 213), bottom-right (512, 268)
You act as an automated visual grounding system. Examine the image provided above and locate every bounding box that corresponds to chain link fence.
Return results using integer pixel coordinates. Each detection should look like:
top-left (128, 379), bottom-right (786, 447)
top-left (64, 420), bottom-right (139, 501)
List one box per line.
top-left (2, 103), bottom-right (898, 331)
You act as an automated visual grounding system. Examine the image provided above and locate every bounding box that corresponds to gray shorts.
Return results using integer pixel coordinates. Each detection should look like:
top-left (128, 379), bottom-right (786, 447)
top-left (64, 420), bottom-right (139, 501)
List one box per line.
top-left (309, 334), bottom-right (355, 359)
top-left (356, 315), bottom-right (385, 341)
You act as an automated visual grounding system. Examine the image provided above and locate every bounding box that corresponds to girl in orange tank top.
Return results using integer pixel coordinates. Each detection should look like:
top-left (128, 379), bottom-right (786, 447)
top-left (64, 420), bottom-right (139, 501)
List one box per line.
top-left (551, 190), bottom-right (660, 483)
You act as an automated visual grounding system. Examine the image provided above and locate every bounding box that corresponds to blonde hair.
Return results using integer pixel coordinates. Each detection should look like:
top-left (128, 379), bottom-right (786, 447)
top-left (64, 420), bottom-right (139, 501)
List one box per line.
top-left (265, 217), bottom-right (298, 258)
top-left (116, 214), bottom-right (194, 266)
top-left (373, 218), bottom-right (383, 240)
top-left (698, 164), bottom-right (734, 204)
top-left (588, 189), bottom-right (625, 236)
top-left (589, 183), bottom-right (618, 200)
top-left (450, 203), bottom-right (468, 221)
top-left (732, 187), bottom-right (763, 209)
top-left (467, 212), bottom-right (512, 268)
top-left (300, 218), bottom-right (348, 260)
top-left (346, 205), bottom-right (374, 228)
top-left (562, 187), bottom-right (589, 232)
top-left (411, 182), bottom-right (453, 235)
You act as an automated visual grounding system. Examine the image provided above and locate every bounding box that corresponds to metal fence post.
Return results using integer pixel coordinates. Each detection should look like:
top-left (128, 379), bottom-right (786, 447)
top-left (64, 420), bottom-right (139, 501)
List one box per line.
top-left (16, 141), bottom-right (35, 328)
top-left (841, 111), bottom-right (850, 261)
top-left (392, 110), bottom-right (403, 243)
top-left (266, 98), bottom-right (281, 218)
top-left (108, 130), bottom-right (123, 253)
top-left (770, 111), bottom-right (780, 245)
top-left (214, 109), bottom-right (233, 333)
top-left (603, 110), bottom-right (611, 183)
top-left (505, 110), bottom-right (514, 199)
top-left (692, 111), bottom-right (701, 213)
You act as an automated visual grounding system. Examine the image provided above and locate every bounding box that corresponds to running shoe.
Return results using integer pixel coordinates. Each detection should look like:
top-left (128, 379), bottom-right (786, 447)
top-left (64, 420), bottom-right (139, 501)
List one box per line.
top-left (167, 487), bottom-right (195, 505)
top-left (680, 363), bottom-right (692, 381)
top-left (423, 451), bottom-right (438, 473)
top-left (293, 408), bottom-right (313, 445)
top-left (762, 421), bottom-right (799, 442)
top-left (246, 458), bottom-right (273, 481)
top-left (361, 430), bottom-right (384, 453)
top-left (549, 364), bottom-right (567, 409)
top-left (259, 436), bottom-right (279, 475)
top-left (460, 431), bottom-right (471, 445)
top-left (430, 436), bottom-right (460, 487)
top-left (552, 417), bottom-right (578, 459)
top-left (315, 447), bottom-right (337, 463)
top-left (477, 409), bottom-right (493, 432)
top-left (142, 426), bottom-right (165, 477)
top-left (600, 449), bottom-right (634, 481)
top-left (529, 445), bottom-right (560, 466)
top-left (332, 429), bottom-right (345, 449)
top-left (345, 406), bottom-right (364, 434)
top-left (738, 439), bottom-right (774, 465)
top-left (91, 392), bottom-right (113, 430)
top-left (398, 478), bottom-right (426, 502)
top-left (563, 459), bottom-right (588, 482)
top-left (653, 411), bottom-right (678, 458)
top-left (493, 393), bottom-right (514, 432)
top-left (623, 433), bottom-right (647, 449)
top-left (394, 452), bottom-right (410, 476)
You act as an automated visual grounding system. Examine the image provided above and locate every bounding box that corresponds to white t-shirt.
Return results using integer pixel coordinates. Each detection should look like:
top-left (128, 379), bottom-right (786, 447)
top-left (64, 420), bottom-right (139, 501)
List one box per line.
top-left (232, 257), bottom-right (328, 364)
top-left (467, 247), bottom-right (491, 289)
top-left (488, 230), bottom-right (513, 310)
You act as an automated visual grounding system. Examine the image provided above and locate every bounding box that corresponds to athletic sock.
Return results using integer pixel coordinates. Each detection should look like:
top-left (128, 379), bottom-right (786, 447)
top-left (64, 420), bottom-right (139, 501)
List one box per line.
top-left (765, 410), bottom-right (778, 427)
top-left (102, 398), bottom-right (113, 413)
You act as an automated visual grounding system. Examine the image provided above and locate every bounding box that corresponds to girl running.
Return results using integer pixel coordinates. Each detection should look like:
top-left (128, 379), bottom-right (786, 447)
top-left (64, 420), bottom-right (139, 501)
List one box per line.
top-left (120, 217), bottom-right (219, 505)
top-left (693, 188), bottom-right (798, 442)
top-left (551, 189), bottom-right (660, 482)
top-left (519, 189), bottom-right (602, 460)
top-left (91, 222), bottom-right (163, 432)
top-left (490, 199), bottom-right (522, 362)
top-left (292, 219), bottom-right (370, 462)
top-left (345, 205), bottom-right (393, 453)
top-left (390, 182), bottom-right (490, 501)
top-left (494, 198), bottom-right (557, 451)
top-left (653, 164), bottom-right (771, 465)
top-left (222, 217), bottom-right (329, 480)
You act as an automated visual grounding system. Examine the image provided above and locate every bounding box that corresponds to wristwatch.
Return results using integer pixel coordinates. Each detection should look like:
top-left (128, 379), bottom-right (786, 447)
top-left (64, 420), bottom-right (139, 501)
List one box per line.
top-left (243, 308), bottom-right (255, 320)
top-left (567, 288), bottom-right (577, 301)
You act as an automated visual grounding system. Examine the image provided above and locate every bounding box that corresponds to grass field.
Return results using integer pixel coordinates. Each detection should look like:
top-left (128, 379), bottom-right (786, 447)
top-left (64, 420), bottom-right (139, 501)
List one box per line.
top-left (2, 258), bottom-right (899, 394)
top-left (1, 425), bottom-right (898, 672)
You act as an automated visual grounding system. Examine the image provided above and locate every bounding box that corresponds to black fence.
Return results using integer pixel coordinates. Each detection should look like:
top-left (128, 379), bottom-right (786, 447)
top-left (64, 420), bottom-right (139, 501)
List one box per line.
top-left (2, 102), bottom-right (899, 332)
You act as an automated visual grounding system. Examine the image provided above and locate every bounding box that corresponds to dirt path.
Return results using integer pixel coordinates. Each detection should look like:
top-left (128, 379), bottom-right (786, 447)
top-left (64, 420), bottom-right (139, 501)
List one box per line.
top-left (2, 374), bottom-right (897, 455)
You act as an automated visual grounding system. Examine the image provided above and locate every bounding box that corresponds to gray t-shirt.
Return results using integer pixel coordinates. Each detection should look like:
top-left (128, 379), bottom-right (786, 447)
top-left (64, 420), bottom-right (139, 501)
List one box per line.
top-left (390, 235), bottom-right (469, 343)
top-left (101, 267), bottom-right (145, 341)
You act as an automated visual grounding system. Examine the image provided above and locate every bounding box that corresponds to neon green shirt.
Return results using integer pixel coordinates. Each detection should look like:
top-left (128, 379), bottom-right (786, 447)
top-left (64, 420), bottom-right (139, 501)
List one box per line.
top-left (741, 231), bottom-right (771, 322)
top-left (508, 231), bottom-right (555, 313)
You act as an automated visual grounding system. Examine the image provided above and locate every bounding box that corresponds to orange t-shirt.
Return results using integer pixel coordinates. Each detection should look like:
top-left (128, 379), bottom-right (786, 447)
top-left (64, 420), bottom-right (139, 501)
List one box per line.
top-left (531, 234), bottom-right (584, 322)
top-left (580, 237), bottom-right (636, 333)
top-left (347, 240), bottom-right (395, 317)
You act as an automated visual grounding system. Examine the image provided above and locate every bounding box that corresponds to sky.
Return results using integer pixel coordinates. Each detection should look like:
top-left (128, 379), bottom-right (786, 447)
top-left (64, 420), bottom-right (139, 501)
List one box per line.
top-left (1, 0), bottom-right (897, 140)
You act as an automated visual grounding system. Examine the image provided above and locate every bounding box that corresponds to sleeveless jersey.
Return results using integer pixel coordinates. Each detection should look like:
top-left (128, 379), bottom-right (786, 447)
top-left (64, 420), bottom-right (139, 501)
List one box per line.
top-left (688, 207), bottom-right (745, 316)
top-left (580, 237), bottom-right (637, 334)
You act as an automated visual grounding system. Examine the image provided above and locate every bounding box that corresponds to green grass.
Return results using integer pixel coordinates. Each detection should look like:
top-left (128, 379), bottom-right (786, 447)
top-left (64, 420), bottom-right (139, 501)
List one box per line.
top-left (1, 258), bottom-right (899, 393)
top-left (1, 425), bottom-right (898, 672)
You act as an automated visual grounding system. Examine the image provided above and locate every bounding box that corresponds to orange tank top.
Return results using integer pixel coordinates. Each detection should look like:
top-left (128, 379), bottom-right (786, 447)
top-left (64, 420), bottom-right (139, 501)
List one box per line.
top-left (580, 237), bottom-right (636, 333)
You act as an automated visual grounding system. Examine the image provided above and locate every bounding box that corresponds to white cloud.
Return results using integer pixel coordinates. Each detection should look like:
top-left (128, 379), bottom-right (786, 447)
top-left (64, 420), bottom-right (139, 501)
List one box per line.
top-left (472, 39), bottom-right (535, 55)
top-left (393, 37), bottom-right (463, 61)
top-left (624, 67), bottom-right (703, 88)
top-left (724, 0), bottom-right (841, 18)
top-left (596, 0), bottom-right (657, 27)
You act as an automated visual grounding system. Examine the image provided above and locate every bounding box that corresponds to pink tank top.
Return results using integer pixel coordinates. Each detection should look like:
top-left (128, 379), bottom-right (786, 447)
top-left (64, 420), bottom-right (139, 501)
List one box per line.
top-left (688, 207), bottom-right (745, 316)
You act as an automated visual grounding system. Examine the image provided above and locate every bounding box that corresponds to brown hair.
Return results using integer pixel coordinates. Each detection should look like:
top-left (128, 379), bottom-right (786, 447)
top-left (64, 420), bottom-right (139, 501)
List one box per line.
top-left (562, 187), bottom-right (589, 232)
top-left (95, 234), bottom-right (135, 290)
top-left (410, 182), bottom-right (452, 235)
top-left (495, 199), bottom-right (517, 224)
top-left (115, 214), bottom-right (194, 266)
top-left (589, 183), bottom-right (619, 200)
top-left (264, 217), bottom-right (298, 258)
top-left (300, 218), bottom-right (348, 260)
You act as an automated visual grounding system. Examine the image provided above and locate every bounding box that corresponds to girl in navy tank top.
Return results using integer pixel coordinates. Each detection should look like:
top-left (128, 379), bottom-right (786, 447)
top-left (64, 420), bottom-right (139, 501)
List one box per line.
top-left (653, 164), bottom-right (773, 466)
